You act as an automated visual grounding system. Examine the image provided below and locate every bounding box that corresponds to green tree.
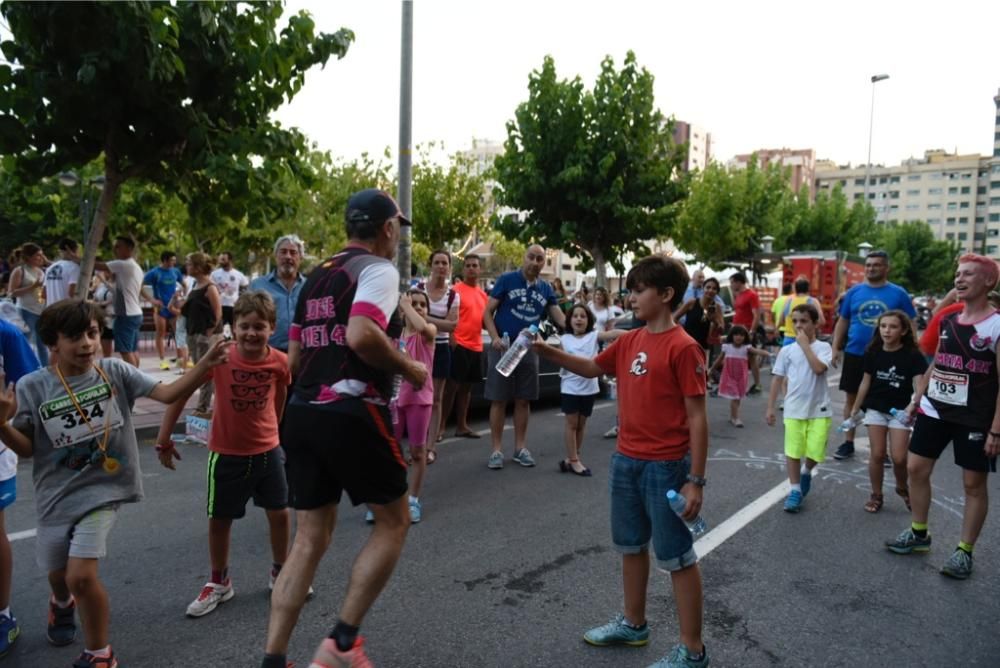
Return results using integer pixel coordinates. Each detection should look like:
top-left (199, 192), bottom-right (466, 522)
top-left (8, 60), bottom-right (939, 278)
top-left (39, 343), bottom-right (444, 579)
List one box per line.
top-left (0, 1), bottom-right (353, 285)
top-left (410, 144), bottom-right (490, 250)
top-left (876, 221), bottom-right (958, 294)
top-left (673, 156), bottom-right (794, 268)
top-left (493, 52), bottom-right (687, 287)
top-left (782, 184), bottom-right (878, 253)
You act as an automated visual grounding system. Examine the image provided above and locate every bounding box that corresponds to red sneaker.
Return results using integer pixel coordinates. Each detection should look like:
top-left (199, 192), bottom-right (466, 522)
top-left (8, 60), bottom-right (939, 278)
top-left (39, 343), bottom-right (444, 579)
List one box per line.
top-left (72, 647), bottom-right (119, 668)
top-left (309, 637), bottom-right (374, 668)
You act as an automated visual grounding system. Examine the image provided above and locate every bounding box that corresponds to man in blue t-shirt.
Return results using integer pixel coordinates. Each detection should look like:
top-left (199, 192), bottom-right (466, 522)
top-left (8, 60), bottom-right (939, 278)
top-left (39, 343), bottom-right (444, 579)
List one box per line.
top-left (482, 244), bottom-right (566, 470)
top-left (143, 251), bottom-right (183, 370)
top-left (831, 250), bottom-right (916, 459)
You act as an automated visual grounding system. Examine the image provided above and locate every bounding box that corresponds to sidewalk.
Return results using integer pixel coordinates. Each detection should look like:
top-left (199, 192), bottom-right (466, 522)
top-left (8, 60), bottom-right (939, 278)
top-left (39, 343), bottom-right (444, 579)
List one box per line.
top-left (129, 347), bottom-right (203, 440)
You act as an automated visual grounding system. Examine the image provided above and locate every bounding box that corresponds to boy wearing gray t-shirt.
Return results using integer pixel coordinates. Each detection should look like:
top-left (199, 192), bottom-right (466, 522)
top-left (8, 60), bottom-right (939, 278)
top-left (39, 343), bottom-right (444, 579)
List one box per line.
top-left (0, 300), bottom-right (227, 668)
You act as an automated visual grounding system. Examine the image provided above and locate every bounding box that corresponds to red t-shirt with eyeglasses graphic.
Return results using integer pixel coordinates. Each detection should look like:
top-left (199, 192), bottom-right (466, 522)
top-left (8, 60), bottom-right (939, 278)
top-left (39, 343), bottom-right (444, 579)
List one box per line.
top-left (595, 326), bottom-right (706, 461)
top-left (206, 344), bottom-right (291, 456)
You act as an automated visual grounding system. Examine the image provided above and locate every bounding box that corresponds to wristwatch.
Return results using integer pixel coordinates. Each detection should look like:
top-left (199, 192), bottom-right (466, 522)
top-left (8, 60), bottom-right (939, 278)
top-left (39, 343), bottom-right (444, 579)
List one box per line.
top-left (686, 473), bottom-right (707, 487)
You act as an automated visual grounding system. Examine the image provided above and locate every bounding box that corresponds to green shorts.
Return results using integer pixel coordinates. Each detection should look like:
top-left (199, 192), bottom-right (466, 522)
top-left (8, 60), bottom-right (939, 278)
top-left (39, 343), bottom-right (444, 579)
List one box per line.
top-left (783, 417), bottom-right (832, 463)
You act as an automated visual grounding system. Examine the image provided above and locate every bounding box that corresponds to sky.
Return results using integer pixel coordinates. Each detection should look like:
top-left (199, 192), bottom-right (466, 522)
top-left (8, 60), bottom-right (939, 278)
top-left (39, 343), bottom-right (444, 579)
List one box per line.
top-left (276, 0), bottom-right (1000, 168)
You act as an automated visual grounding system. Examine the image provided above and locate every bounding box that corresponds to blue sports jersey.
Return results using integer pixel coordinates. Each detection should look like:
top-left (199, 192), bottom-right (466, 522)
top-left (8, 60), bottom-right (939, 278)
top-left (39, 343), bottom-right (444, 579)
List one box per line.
top-left (489, 271), bottom-right (557, 339)
top-left (839, 282), bottom-right (916, 356)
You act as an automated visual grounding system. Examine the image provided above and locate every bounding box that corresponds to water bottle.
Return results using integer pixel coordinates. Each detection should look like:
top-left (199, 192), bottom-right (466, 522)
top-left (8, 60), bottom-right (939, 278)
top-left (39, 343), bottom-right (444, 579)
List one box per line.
top-left (500, 332), bottom-right (511, 350)
top-left (495, 325), bottom-right (539, 377)
top-left (838, 410), bottom-right (865, 432)
top-left (222, 323), bottom-right (233, 341)
top-left (606, 377), bottom-right (617, 400)
top-left (391, 338), bottom-right (407, 401)
top-left (889, 407), bottom-right (915, 428)
top-left (666, 490), bottom-right (708, 537)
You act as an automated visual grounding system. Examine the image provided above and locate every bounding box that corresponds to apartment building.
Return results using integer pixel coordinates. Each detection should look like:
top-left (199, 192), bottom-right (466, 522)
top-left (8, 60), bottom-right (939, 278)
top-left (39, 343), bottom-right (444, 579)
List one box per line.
top-left (814, 88), bottom-right (1000, 257)
top-left (732, 148), bottom-right (818, 200)
top-left (673, 120), bottom-right (712, 172)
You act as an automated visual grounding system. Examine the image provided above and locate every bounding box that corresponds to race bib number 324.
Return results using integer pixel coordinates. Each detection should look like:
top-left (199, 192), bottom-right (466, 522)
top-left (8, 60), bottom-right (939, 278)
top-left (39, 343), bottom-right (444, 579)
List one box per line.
top-left (38, 382), bottom-right (123, 448)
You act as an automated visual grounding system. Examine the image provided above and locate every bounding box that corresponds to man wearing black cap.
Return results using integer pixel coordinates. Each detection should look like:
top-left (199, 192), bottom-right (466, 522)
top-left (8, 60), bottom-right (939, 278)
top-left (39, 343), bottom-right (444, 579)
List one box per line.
top-left (261, 189), bottom-right (428, 668)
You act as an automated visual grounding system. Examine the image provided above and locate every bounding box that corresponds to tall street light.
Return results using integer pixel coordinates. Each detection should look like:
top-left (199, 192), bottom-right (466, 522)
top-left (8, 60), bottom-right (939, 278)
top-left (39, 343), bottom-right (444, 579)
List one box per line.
top-left (58, 171), bottom-right (105, 247)
top-left (863, 74), bottom-right (890, 222)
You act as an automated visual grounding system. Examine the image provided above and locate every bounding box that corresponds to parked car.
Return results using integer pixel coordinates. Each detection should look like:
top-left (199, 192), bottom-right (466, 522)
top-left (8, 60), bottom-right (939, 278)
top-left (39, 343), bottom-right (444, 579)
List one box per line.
top-left (469, 327), bottom-right (564, 405)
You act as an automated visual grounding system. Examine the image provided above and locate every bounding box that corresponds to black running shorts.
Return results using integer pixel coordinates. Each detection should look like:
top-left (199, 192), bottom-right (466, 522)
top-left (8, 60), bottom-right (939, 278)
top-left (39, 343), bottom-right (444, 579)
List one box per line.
top-left (909, 413), bottom-right (998, 473)
top-left (206, 447), bottom-right (288, 519)
top-left (281, 398), bottom-right (409, 508)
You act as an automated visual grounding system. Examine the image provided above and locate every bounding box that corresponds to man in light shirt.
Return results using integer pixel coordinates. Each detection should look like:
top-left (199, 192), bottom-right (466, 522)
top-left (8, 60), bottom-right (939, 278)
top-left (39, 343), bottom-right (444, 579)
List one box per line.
top-left (43, 239), bottom-right (81, 304)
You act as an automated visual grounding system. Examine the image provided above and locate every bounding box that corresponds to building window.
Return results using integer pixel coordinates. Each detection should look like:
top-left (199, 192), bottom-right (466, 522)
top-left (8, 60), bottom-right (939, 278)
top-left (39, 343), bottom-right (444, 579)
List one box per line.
top-left (854, 178), bottom-right (865, 186)
top-left (906, 189), bottom-right (921, 196)
top-left (928, 203), bottom-right (942, 210)
top-left (991, 213), bottom-right (1000, 222)
top-left (927, 218), bottom-right (942, 225)
top-left (905, 203), bottom-right (920, 210)
top-left (991, 197), bottom-right (1000, 206)
top-left (979, 186), bottom-right (988, 195)
top-left (948, 187), bottom-right (958, 195)
top-left (961, 186), bottom-right (971, 194)
top-left (928, 187), bottom-right (943, 195)
top-left (907, 174), bottom-right (921, 181)
top-left (946, 233), bottom-right (955, 240)
top-left (961, 172), bottom-right (973, 180)
top-left (992, 181), bottom-right (1000, 189)
top-left (946, 217), bottom-right (957, 225)
top-left (989, 229), bottom-right (999, 237)
top-left (960, 217), bottom-right (969, 223)
top-left (929, 173), bottom-right (943, 180)
top-left (993, 165), bottom-right (1000, 174)
top-left (958, 232), bottom-right (968, 241)
top-left (988, 245), bottom-right (998, 255)
top-left (977, 216), bottom-right (985, 224)
top-left (890, 176), bottom-right (900, 183)
top-left (947, 202), bottom-right (958, 210)
top-left (854, 193), bottom-right (863, 200)
top-left (889, 191), bottom-right (899, 199)
top-left (975, 232), bottom-right (985, 241)
top-left (960, 202), bottom-right (970, 209)
top-left (839, 180), bottom-right (846, 187)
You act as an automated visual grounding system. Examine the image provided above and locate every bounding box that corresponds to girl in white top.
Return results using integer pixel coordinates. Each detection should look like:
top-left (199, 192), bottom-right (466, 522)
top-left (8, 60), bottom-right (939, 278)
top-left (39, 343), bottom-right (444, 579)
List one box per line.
top-left (588, 286), bottom-right (617, 334)
top-left (422, 250), bottom-right (459, 458)
top-left (558, 304), bottom-right (623, 476)
top-left (8, 243), bottom-right (48, 364)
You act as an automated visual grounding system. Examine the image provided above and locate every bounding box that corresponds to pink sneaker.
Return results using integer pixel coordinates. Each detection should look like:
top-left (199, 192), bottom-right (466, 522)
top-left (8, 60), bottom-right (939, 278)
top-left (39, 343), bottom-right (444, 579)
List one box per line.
top-left (309, 637), bottom-right (373, 668)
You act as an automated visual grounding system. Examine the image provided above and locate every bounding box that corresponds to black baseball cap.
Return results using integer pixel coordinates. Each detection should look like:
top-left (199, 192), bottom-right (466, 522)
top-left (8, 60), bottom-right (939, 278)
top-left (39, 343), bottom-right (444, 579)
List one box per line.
top-left (345, 189), bottom-right (411, 227)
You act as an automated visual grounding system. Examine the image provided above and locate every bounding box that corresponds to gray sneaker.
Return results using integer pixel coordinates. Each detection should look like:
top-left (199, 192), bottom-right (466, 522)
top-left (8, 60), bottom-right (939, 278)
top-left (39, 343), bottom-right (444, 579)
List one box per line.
top-left (487, 451), bottom-right (504, 470)
top-left (647, 643), bottom-right (709, 668)
top-left (583, 613), bottom-right (649, 647)
top-left (940, 548), bottom-right (973, 579)
top-left (512, 448), bottom-right (536, 467)
top-left (885, 527), bottom-right (932, 554)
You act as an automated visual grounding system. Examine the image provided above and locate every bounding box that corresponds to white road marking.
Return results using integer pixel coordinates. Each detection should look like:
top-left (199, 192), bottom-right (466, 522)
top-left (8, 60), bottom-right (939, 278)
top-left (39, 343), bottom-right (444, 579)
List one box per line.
top-left (693, 479), bottom-right (790, 558)
top-left (9, 528), bottom-right (36, 542)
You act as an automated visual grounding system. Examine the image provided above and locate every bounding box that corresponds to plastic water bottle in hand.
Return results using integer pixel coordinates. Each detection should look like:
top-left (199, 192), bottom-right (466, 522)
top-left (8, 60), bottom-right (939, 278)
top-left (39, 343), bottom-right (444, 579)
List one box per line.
top-left (889, 407), bottom-right (915, 428)
top-left (391, 338), bottom-right (407, 401)
top-left (838, 410), bottom-right (865, 432)
top-left (667, 490), bottom-right (707, 537)
top-left (495, 325), bottom-right (539, 377)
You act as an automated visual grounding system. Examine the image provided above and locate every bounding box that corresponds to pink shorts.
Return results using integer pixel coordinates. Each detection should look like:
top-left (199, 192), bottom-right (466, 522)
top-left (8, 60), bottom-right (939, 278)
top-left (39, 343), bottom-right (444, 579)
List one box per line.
top-left (394, 403), bottom-right (432, 448)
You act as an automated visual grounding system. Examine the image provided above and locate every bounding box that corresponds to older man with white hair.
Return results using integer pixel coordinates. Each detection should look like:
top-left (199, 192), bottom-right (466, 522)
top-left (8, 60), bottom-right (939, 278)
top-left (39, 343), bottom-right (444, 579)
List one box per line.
top-left (250, 234), bottom-right (307, 353)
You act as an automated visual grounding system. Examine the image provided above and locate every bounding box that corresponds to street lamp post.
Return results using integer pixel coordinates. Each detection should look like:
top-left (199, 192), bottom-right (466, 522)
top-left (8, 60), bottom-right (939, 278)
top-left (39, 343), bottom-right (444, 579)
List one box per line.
top-left (58, 171), bottom-right (105, 247)
top-left (863, 74), bottom-right (890, 222)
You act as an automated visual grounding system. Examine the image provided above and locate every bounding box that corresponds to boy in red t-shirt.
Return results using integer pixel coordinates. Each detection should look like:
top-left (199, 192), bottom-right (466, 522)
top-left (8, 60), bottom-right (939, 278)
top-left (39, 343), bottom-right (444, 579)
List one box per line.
top-left (535, 255), bottom-right (709, 668)
top-left (155, 291), bottom-right (294, 618)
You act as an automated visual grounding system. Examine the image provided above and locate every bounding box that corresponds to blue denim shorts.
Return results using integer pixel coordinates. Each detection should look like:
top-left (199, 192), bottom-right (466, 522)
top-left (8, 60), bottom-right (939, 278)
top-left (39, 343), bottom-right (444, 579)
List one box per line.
top-left (113, 314), bottom-right (143, 353)
top-left (609, 452), bottom-right (698, 572)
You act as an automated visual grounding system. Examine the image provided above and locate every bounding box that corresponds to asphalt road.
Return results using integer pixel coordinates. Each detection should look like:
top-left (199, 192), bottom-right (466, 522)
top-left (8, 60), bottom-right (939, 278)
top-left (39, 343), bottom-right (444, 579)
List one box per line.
top-left (4, 374), bottom-right (999, 667)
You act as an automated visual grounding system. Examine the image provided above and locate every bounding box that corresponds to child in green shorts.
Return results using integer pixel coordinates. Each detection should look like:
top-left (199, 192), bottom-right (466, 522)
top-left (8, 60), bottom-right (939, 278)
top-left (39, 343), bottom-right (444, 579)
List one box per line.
top-left (766, 303), bottom-right (833, 513)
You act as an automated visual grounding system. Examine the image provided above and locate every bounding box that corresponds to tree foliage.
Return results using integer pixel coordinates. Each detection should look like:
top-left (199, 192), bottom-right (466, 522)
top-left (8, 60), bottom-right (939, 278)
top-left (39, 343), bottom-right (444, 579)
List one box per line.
top-left (782, 184), bottom-right (878, 253)
top-left (0, 0), bottom-right (353, 284)
top-left (673, 157), bottom-right (794, 268)
top-left (410, 144), bottom-right (490, 250)
top-left (875, 221), bottom-right (958, 295)
top-left (493, 52), bottom-right (687, 287)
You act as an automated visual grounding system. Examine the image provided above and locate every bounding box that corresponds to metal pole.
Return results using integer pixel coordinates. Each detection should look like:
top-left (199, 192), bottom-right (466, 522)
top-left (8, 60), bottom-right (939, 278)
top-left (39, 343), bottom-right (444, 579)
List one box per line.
top-left (396, 0), bottom-right (413, 290)
top-left (863, 74), bottom-right (889, 223)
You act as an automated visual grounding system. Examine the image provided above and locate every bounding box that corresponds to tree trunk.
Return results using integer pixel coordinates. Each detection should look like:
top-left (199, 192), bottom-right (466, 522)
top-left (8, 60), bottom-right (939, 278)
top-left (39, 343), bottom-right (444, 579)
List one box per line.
top-left (78, 171), bottom-right (122, 294)
top-left (591, 247), bottom-right (607, 289)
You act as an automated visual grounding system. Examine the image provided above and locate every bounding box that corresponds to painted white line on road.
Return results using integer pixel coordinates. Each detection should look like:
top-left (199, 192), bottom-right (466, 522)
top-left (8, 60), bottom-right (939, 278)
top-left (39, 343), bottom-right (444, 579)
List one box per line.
top-left (693, 479), bottom-right (789, 558)
top-left (8, 528), bottom-right (36, 543)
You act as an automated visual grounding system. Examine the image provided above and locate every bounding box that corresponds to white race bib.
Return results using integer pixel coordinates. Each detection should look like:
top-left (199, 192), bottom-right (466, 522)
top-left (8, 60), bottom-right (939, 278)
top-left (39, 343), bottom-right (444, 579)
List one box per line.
top-left (928, 368), bottom-right (969, 407)
top-left (39, 382), bottom-right (123, 448)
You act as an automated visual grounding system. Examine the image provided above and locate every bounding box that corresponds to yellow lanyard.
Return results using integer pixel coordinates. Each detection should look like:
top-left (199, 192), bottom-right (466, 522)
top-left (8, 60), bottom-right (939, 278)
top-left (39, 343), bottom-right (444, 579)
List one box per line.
top-left (53, 363), bottom-right (114, 456)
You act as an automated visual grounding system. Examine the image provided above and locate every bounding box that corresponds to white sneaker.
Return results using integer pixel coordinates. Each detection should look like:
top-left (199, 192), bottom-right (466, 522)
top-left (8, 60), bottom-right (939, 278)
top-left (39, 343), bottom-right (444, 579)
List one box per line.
top-left (186, 580), bottom-right (234, 617)
top-left (268, 569), bottom-right (314, 599)
top-left (603, 425), bottom-right (618, 439)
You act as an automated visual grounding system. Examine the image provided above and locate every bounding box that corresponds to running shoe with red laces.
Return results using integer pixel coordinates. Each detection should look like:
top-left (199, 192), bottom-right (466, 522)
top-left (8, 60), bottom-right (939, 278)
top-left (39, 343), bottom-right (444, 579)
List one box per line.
top-left (309, 637), bottom-right (373, 668)
top-left (47, 597), bottom-right (77, 646)
top-left (72, 647), bottom-right (119, 667)
top-left (186, 579), bottom-right (234, 617)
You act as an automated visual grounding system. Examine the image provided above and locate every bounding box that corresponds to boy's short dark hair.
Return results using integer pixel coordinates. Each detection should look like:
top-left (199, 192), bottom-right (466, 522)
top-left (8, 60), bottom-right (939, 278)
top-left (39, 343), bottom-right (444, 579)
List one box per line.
top-left (464, 253), bottom-right (481, 265)
top-left (161, 251), bottom-right (176, 263)
top-left (625, 255), bottom-right (689, 309)
top-left (115, 235), bottom-right (136, 250)
top-left (791, 302), bottom-right (819, 323)
top-left (58, 238), bottom-right (78, 252)
top-left (37, 300), bottom-right (105, 346)
top-left (781, 282), bottom-right (793, 295)
top-left (794, 278), bottom-right (810, 293)
top-left (730, 272), bottom-right (748, 284)
top-left (234, 291), bottom-right (277, 327)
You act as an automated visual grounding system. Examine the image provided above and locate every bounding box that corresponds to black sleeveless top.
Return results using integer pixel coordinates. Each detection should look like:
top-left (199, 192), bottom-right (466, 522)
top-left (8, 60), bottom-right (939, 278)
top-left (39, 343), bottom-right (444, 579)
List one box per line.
top-left (682, 299), bottom-right (711, 348)
top-left (182, 285), bottom-right (217, 336)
